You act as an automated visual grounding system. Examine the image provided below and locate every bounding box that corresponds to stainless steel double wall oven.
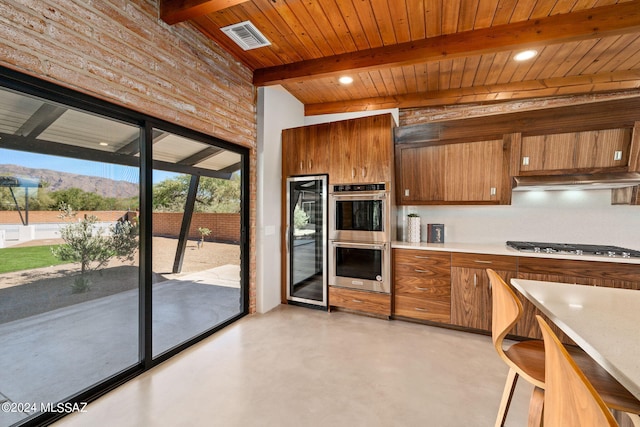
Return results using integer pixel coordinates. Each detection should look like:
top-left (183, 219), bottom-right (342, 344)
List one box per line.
top-left (329, 183), bottom-right (393, 294)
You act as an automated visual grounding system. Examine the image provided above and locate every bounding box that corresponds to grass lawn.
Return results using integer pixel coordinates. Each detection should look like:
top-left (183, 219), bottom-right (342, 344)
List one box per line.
top-left (0, 245), bottom-right (68, 274)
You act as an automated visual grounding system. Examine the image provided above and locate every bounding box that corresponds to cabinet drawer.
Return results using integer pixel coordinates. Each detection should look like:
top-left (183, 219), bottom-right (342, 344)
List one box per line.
top-left (393, 249), bottom-right (450, 274)
top-left (395, 280), bottom-right (450, 298)
top-left (329, 286), bottom-right (391, 317)
top-left (394, 295), bottom-right (450, 323)
top-left (451, 252), bottom-right (517, 271)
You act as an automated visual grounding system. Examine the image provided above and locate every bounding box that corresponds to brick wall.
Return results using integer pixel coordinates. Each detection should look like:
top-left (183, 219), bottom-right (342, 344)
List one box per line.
top-left (0, 0), bottom-right (257, 312)
top-left (153, 212), bottom-right (240, 243)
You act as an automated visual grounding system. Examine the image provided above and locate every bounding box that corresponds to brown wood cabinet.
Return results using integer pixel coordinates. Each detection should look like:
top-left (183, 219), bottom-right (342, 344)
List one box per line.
top-left (282, 114), bottom-right (394, 184)
top-left (282, 122), bottom-right (330, 177)
top-left (397, 139), bottom-right (506, 204)
top-left (392, 249), bottom-right (451, 323)
top-left (391, 249), bottom-right (639, 344)
top-left (329, 286), bottom-right (391, 317)
top-left (450, 253), bottom-right (517, 332)
top-left (329, 114), bottom-right (394, 184)
top-left (519, 128), bottom-right (630, 174)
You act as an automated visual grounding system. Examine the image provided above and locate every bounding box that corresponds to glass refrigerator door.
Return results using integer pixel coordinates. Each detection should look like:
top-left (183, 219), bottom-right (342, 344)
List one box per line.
top-left (287, 176), bottom-right (327, 307)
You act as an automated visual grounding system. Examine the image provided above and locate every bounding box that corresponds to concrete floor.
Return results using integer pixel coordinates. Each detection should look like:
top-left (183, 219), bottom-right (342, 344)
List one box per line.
top-left (0, 267), bottom-right (241, 427)
top-left (53, 305), bottom-right (532, 427)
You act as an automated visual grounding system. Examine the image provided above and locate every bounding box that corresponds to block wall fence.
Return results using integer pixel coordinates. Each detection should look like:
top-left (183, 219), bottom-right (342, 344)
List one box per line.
top-left (0, 211), bottom-right (241, 243)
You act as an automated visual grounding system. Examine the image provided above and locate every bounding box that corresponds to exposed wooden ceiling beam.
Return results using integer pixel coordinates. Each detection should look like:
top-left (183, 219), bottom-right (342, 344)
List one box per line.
top-left (160, 0), bottom-right (250, 25)
top-left (254, 0), bottom-right (640, 86)
top-left (304, 70), bottom-right (640, 115)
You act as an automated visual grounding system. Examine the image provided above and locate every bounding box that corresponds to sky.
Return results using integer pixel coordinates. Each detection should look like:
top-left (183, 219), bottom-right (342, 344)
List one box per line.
top-left (0, 148), bottom-right (176, 183)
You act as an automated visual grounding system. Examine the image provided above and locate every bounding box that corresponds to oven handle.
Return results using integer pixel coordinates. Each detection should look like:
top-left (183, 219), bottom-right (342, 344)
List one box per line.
top-left (331, 241), bottom-right (388, 250)
top-left (330, 192), bottom-right (388, 200)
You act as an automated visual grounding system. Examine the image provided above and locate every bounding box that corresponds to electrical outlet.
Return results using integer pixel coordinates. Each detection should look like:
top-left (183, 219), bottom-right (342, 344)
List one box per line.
top-left (614, 151), bottom-right (623, 161)
top-left (490, 187), bottom-right (497, 196)
top-left (404, 189), bottom-right (410, 197)
top-left (522, 156), bottom-right (530, 166)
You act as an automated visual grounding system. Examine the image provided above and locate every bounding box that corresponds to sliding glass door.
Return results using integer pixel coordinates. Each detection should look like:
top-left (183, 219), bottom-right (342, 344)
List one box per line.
top-left (151, 130), bottom-right (244, 357)
top-left (0, 87), bottom-right (141, 427)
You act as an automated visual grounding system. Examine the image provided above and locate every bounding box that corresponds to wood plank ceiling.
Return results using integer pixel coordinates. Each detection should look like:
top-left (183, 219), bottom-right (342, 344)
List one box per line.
top-left (161, 0), bottom-right (640, 115)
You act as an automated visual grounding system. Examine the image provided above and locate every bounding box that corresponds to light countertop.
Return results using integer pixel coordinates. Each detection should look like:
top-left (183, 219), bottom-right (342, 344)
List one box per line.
top-left (511, 278), bottom-right (640, 400)
top-left (391, 241), bottom-right (640, 264)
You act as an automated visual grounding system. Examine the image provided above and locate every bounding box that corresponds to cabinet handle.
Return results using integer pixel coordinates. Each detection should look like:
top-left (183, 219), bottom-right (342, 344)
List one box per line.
top-left (415, 269), bottom-right (429, 273)
top-left (299, 161), bottom-right (304, 171)
top-left (413, 255), bottom-right (430, 259)
top-left (308, 159), bottom-right (313, 169)
top-left (362, 166), bottom-right (367, 178)
top-left (352, 167), bottom-right (356, 179)
top-left (474, 273), bottom-right (477, 288)
top-left (414, 286), bottom-right (430, 291)
top-left (473, 260), bottom-right (493, 264)
top-left (415, 307), bottom-right (429, 312)
top-left (352, 299), bottom-right (363, 303)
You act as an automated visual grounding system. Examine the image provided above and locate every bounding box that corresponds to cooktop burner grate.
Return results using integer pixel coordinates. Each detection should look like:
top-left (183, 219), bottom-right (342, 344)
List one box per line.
top-left (506, 241), bottom-right (640, 258)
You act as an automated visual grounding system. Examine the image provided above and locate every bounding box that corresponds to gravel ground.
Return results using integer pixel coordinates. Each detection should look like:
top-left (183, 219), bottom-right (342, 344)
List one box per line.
top-left (0, 237), bottom-right (240, 322)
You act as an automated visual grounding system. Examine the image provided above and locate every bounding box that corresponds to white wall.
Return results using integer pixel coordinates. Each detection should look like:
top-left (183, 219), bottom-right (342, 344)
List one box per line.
top-left (256, 86), bottom-right (305, 313)
top-left (305, 109), bottom-right (399, 126)
top-left (398, 190), bottom-right (640, 250)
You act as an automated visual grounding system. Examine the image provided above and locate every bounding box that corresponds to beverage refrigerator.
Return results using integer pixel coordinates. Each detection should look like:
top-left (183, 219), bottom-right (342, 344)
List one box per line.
top-left (285, 175), bottom-right (328, 308)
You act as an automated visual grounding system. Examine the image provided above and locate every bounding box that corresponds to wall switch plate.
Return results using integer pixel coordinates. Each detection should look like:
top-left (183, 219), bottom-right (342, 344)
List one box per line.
top-left (614, 151), bottom-right (623, 161)
top-left (404, 189), bottom-right (410, 196)
top-left (490, 187), bottom-right (497, 196)
top-left (522, 156), bottom-right (530, 166)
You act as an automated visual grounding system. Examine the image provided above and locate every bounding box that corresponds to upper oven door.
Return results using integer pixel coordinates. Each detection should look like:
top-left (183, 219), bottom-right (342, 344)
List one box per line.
top-left (329, 192), bottom-right (389, 242)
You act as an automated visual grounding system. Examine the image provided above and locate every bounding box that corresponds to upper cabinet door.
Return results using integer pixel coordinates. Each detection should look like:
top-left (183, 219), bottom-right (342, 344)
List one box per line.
top-left (520, 128), bottom-right (630, 173)
top-left (282, 123), bottom-right (330, 177)
top-left (399, 145), bottom-right (446, 202)
top-left (330, 114), bottom-right (394, 184)
top-left (444, 140), bottom-right (503, 202)
top-left (397, 139), bottom-right (505, 204)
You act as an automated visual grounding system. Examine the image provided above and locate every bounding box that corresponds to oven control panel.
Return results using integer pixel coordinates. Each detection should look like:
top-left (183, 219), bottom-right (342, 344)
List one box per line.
top-left (332, 183), bottom-right (386, 192)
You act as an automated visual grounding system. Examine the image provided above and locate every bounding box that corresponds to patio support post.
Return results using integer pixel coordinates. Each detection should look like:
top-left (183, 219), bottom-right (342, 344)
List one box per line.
top-left (172, 174), bottom-right (199, 273)
top-left (8, 187), bottom-right (26, 226)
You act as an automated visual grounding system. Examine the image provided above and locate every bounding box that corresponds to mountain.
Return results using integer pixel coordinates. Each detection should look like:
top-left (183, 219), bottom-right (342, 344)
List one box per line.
top-left (0, 164), bottom-right (139, 199)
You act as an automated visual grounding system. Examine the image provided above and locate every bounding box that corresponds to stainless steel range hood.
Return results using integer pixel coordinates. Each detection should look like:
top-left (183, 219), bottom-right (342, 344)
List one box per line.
top-left (512, 172), bottom-right (640, 191)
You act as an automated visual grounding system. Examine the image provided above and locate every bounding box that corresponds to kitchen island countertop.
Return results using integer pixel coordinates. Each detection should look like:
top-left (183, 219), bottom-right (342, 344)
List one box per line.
top-left (391, 241), bottom-right (640, 265)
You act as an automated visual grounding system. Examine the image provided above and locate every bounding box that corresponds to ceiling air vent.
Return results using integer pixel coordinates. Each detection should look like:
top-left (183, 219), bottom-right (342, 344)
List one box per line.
top-left (221, 21), bottom-right (271, 51)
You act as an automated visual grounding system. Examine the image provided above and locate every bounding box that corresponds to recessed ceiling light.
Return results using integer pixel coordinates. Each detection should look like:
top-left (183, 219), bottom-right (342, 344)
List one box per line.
top-left (338, 76), bottom-right (353, 85)
top-left (99, 142), bottom-right (109, 146)
top-left (514, 50), bottom-right (538, 61)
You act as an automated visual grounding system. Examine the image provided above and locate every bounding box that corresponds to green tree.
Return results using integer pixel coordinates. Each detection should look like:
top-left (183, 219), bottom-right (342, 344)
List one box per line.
top-left (293, 205), bottom-right (309, 229)
top-left (51, 204), bottom-right (138, 293)
top-left (153, 174), bottom-right (240, 213)
top-left (49, 188), bottom-right (139, 211)
top-left (0, 181), bottom-right (54, 211)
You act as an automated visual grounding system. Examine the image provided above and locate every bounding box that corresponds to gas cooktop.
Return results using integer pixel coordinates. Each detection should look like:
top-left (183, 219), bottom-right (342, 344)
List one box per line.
top-left (506, 241), bottom-right (640, 258)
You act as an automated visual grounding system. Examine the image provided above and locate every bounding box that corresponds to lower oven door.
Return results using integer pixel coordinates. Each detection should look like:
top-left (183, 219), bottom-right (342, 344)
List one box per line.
top-left (329, 241), bottom-right (390, 293)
